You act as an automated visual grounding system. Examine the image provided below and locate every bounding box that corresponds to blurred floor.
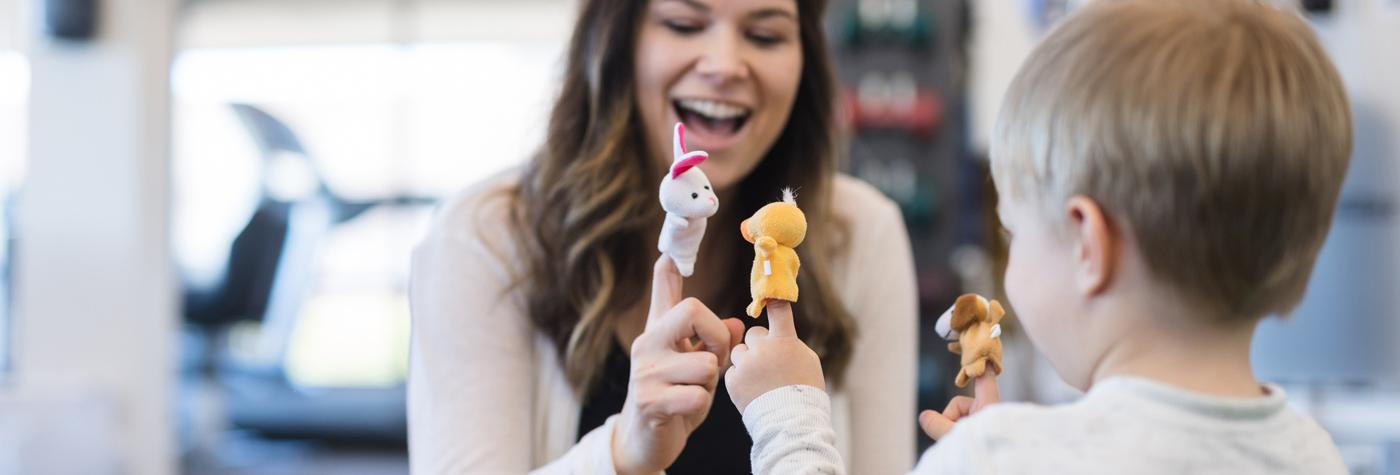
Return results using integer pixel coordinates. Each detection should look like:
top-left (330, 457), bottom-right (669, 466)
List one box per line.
top-left (184, 431), bottom-right (407, 475)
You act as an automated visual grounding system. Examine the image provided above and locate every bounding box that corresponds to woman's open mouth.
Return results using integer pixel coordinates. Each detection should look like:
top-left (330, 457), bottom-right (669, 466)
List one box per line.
top-left (673, 98), bottom-right (752, 149)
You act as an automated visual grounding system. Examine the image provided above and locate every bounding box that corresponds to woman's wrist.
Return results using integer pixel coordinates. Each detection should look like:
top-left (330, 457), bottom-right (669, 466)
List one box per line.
top-left (611, 419), bottom-right (631, 475)
top-left (610, 415), bottom-right (647, 475)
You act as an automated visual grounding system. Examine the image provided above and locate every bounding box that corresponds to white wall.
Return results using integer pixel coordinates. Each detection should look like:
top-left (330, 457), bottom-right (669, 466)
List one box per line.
top-left (179, 0), bottom-right (579, 48)
top-left (0, 0), bottom-right (17, 50)
top-left (966, 0), bottom-right (1039, 156)
top-left (11, 0), bottom-right (178, 473)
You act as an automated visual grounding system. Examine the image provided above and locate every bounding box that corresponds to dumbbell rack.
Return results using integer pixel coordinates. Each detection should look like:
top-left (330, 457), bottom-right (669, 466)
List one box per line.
top-left (826, 0), bottom-right (981, 451)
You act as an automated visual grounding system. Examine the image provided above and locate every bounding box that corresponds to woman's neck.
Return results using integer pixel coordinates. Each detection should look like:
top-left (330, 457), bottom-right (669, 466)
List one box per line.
top-left (687, 199), bottom-right (743, 301)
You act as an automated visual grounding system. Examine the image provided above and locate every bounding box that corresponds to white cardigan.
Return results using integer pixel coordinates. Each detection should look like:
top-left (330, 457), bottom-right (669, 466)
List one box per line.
top-left (408, 169), bottom-right (918, 474)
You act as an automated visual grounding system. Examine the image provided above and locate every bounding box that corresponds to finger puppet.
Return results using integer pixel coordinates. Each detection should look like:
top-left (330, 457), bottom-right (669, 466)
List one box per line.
top-left (741, 188), bottom-right (806, 317)
top-left (658, 122), bottom-right (719, 277)
top-left (935, 294), bottom-right (1006, 388)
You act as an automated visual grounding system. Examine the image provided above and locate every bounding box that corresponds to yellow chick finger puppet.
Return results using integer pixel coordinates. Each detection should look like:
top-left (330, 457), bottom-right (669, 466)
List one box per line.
top-left (935, 293), bottom-right (1005, 388)
top-left (742, 188), bottom-right (806, 318)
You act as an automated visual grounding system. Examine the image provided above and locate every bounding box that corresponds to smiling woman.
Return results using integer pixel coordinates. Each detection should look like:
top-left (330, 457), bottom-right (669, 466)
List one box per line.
top-left (633, 0), bottom-right (804, 188)
top-left (407, 0), bottom-right (918, 473)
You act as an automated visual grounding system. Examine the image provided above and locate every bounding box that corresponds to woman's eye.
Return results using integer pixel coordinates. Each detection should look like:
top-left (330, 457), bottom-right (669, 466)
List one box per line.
top-left (747, 31), bottom-right (786, 46)
top-left (691, 192), bottom-right (699, 199)
top-left (665, 20), bottom-right (704, 35)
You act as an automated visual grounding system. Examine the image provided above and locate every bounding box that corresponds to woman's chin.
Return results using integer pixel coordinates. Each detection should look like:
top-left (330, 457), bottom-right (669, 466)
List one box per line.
top-left (706, 172), bottom-right (740, 193)
top-left (701, 155), bottom-right (764, 192)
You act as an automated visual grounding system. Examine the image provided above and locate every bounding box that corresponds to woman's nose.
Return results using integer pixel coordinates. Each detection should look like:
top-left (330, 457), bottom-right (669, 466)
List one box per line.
top-left (695, 30), bottom-right (749, 85)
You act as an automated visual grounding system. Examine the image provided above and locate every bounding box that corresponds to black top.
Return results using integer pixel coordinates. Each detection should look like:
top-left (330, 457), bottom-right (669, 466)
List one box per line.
top-left (578, 341), bottom-right (753, 474)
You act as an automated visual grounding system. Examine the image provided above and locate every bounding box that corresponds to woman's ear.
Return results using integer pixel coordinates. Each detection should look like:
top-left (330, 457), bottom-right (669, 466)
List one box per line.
top-left (1065, 196), bottom-right (1116, 296)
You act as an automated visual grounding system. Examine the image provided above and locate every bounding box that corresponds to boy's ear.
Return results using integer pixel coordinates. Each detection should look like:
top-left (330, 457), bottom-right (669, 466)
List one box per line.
top-left (1065, 196), bottom-right (1116, 296)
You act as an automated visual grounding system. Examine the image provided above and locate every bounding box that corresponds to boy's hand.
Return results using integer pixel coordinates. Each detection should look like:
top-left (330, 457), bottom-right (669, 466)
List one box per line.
top-left (919, 373), bottom-right (1000, 440)
top-left (725, 301), bottom-right (825, 412)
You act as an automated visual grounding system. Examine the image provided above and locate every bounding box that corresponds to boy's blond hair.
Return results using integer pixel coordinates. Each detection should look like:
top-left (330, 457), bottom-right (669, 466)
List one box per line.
top-left (991, 0), bottom-right (1352, 319)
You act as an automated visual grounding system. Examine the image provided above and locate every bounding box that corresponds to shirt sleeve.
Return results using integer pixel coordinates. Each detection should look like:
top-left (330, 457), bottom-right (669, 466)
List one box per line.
top-left (741, 384), bottom-right (984, 475)
top-left (407, 191), bottom-right (620, 474)
top-left (531, 416), bottom-right (621, 474)
top-left (909, 425), bottom-right (979, 475)
top-left (743, 385), bottom-right (847, 475)
top-left (843, 194), bottom-right (920, 474)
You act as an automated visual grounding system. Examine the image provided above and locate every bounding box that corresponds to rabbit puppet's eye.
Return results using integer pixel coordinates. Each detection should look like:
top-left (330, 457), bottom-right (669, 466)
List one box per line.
top-left (691, 192), bottom-right (699, 199)
top-left (704, 186), bottom-right (710, 190)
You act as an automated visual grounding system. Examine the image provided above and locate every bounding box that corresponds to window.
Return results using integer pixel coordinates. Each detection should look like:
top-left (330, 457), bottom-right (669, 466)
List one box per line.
top-left (173, 40), bottom-right (563, 450)
top-left (0, 50), bottom-right (28, 376)
top-left (174, 42), bottom-right (560, 385)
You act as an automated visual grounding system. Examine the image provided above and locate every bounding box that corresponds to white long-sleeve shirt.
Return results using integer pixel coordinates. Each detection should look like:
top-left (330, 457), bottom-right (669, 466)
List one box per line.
top-left (744, 378), bottom-right (1348, 475)
top-left (408, 169), bottom-right (919, 474)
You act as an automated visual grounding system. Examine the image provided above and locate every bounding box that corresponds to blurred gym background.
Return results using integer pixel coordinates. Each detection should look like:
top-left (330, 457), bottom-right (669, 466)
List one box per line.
top-left (0, 0), bottom-right (1396, 474)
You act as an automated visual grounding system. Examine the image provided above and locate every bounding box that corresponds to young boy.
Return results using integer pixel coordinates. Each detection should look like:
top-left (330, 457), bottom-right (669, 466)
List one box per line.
top-left (725, 0), bottom-right (1353, 473)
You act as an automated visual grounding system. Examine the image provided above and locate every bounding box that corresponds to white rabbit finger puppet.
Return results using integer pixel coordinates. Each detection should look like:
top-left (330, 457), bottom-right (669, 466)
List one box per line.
top-left (658, 122), bottom-right (719, 277)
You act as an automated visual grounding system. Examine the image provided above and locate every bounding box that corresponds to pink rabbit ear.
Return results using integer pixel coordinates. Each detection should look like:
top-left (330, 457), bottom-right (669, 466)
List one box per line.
top-left (673, 122), bottom-right (688, 158)
top-left (671, 151), bottom-right (708, 179)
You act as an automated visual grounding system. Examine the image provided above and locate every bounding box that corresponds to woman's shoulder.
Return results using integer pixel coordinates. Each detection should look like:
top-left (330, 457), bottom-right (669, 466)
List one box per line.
top-left (418, 167), bottom-right (525, 273)
top-left (830, 173), bottom-right (905, 237)
top-left (822, 174), bottom-right (913, 293)
top-left (432, 167), bottom-right (522, 231)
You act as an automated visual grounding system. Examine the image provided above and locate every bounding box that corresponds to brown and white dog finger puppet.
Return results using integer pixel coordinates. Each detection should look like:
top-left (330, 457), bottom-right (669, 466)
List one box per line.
top-left (935, 294), bottom-right (1005, 388)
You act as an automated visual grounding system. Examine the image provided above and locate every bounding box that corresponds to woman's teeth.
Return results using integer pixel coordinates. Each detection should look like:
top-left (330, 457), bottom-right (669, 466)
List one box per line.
top-left (676, 99), bottom-right (750, 119)
top-left (675, 99), bottom-right (751, 136)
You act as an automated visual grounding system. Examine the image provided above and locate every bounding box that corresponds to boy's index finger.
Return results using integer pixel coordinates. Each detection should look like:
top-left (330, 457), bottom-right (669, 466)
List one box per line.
top-left (648, 256), bottom-right (683, 327)
top-left (973, 373), bottom-right (1001, 407)
top-left (765, 301), bottom-right (797, 338)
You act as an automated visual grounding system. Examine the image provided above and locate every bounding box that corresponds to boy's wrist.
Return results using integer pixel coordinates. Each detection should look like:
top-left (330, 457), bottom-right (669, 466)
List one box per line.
top-left (743, 384), bottom-right (845, 475)
top-left (741, 384), bottom-right (831, 430)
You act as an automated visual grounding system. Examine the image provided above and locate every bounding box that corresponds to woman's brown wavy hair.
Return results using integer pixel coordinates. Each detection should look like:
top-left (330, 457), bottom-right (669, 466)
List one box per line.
top-left (509, 0), bottom-right (856, 396)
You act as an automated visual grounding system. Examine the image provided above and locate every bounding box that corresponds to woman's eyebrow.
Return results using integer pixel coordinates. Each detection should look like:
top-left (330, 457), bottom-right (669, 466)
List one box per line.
top-left (750, 8), bottom-right (797, 21)
top-left (662, 0), bottom-right (795, 21)
top-left (664, 0), bottom-right (710, 12)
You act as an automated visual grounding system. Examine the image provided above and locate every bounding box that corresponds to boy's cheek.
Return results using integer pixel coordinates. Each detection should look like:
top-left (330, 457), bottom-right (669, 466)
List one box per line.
top-left (1003, 255), bottom-right (1052, 347)
top-left (1002, 258), bottom-right (1030, 320)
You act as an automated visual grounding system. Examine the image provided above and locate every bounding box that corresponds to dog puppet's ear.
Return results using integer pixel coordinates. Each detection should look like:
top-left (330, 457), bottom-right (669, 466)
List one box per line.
top-left (987, 299), bottom-right (1005, 325)
top-left (950, 294), bottom-right (982, 331)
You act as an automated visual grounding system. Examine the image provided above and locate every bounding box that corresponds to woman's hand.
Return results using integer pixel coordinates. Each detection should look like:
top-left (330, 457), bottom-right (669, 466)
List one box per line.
top-left (611, 257), bottom-right (744, 475)
top-left (725, 301), bottom-right (826, 413)
top-left (919, 373), bottom-right (1000, 440)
